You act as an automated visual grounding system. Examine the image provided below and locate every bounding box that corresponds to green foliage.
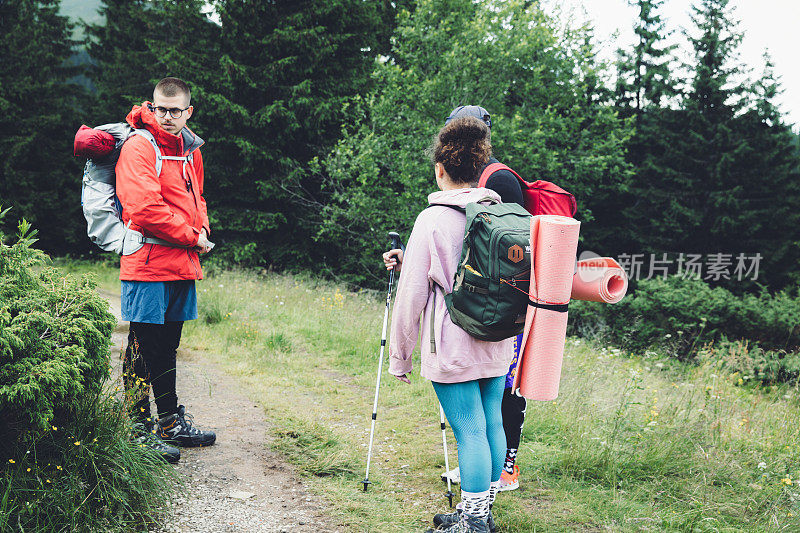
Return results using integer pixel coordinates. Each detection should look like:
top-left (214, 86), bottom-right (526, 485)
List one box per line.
top-left (569, 275), bottom-right (800, 363)
top-left (0, 212), bottom-right (176, 530)
top-left (0, 0), bottom-right (88, 255)
top-left (0, 384), bottom-right (178, 532)
top-left (0, 213), bottom-right (116, 444)
top-left (194, 0), bottom-right (385, 269)
top-left (614, 0), bottom-right (678, 112)
top-left (711, 338), bottom-right (800, 385)
top-left (85, 0), bottom-right (219, 123)
top-left (612, 0), bottom-right (800, 291)
top-left (306, 0), bottom-right (632, 286)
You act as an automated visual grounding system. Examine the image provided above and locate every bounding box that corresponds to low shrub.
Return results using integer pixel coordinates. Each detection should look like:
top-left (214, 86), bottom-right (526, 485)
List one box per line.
top-left (568, 276), bottom-right (800, 361)
top-left (710, 338), bottom-right (800, 385)
top-left (0, 211), bottom-right (178, 531)
top-left (0, 218), bottom-right (116, 444)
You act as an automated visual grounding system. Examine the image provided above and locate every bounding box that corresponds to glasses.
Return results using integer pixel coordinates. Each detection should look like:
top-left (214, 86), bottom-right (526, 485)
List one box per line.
top-left (148, 103), bottom-right (191, 119)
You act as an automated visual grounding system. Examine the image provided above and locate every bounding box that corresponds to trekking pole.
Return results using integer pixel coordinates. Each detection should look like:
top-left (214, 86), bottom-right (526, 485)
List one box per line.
top-left (363, 231), bottom-right (402, 492)
top-left (439, 402), bottom-right (453, 509)
top-left (439, 403), bottom-right (455, 508)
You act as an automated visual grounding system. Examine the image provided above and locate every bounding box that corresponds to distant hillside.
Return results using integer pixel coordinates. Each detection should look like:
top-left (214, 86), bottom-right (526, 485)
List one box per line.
top-left (59, 0), bottom-right (103, 92)
top-left (60, 0), bottom-right (104, 23)
top-left (59, 0), bottom-right (104, 39)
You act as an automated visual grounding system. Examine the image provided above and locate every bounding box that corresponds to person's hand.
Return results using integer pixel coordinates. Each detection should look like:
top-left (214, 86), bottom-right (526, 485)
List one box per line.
top-left (383, 249), bottom-right (404, 272)
top-left (395, 373), bottom-right (411, 384)
top-left (196, 229), bottom-right (213, 254)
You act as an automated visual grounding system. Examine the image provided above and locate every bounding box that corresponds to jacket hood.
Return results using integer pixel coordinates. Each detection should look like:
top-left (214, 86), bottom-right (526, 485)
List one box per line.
top-left (427, 187), bottom-right (502, 208)
top-left (125, 102), bottom-right (204, 155)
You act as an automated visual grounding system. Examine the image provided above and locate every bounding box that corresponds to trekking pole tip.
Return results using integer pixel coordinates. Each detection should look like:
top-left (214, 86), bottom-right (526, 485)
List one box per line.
top-left (362, 479), bottom-right (371, 492)
top-left (446, 490), bottom-right (454, 508)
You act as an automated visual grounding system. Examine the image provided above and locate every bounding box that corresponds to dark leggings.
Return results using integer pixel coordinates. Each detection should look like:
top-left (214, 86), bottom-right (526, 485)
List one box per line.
top-left (501, 387), bottom-right (527, 449)
top-left (123, 321), bottom-right (183, 422)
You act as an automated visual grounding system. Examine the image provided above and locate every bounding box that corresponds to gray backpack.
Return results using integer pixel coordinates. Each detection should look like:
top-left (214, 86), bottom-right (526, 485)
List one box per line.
top-left (80, 124), bottom-right (192, 255)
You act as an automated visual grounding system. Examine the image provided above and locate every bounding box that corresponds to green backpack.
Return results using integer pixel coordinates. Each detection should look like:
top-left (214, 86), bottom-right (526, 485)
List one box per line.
top-left (431, 199), bottom-right (532, 343)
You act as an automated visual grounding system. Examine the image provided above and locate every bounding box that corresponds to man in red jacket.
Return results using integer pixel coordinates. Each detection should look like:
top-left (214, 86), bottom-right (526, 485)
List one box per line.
top-left (117, 77), bottom-right (215, 463)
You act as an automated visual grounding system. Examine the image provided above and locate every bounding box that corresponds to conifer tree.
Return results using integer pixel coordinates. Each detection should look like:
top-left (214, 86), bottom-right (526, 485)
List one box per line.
top-left (614, 0), bottom-right (678, 113)
top-left (142, 0), bottom-right (221, 142)
top-left (622, 0), bottom-right (800, 290)
top-left (200, 0), bottom-right (384, 267)
top-left (730, 56), bottom-right (800, 288)
top-left (85, 0), bottom-right (164, 124)
top-left (623, 0), bottom-right (746, 265)
top-left (0, 0), bottom-right (88, 253)
top-left (601, 0), bottom-right (679, 255)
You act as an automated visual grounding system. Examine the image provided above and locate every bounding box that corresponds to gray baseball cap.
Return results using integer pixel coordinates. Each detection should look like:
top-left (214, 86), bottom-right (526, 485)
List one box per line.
top-left (444, 105), bottom-right (491, 128)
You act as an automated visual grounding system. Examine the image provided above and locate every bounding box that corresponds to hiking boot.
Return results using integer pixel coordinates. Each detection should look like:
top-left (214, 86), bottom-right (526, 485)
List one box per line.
top-left (441, 466), bottom-right (461, 484)
top-left (426, 512), bottom-right (490, 532)
top-left (498, 464), bottom-right (519, 492)
top-left (433, 506), bottom-right (496, 533)
top-left (134, 426), bottom-right (180, 464)
top-left (157, 405), bottom-right (216, 447)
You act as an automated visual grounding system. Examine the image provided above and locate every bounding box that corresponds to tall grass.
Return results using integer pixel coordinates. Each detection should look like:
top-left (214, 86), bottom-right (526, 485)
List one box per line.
top-left (64, 262), bottom-right (800, 531)
top-left (0, 381), bottom-right (179, 532)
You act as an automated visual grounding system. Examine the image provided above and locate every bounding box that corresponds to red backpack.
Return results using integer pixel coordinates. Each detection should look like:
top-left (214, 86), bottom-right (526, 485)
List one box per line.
top-left (478, 163), bottom-right (577, 217)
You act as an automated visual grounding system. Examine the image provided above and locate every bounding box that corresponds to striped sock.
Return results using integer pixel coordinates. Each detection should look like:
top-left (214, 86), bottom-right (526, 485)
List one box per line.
top-left (460, 489), bottom-right (491, 520)
top-left (503, 448), bottom-right (518, 475)
top-left (489, 480), bottom-right (501, 506)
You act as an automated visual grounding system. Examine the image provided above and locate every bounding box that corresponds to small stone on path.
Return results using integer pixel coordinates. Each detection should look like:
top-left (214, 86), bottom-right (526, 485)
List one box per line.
top-left (228, 490), bottom-right (256, 500)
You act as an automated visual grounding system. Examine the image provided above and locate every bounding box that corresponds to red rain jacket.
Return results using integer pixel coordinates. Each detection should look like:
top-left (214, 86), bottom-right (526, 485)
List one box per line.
top-left (115, 102), bottom-right (210, 281)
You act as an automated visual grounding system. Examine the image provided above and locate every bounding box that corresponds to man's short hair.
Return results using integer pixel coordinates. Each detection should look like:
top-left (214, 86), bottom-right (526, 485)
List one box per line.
top-left (154, 77), bottom-right (191, 105)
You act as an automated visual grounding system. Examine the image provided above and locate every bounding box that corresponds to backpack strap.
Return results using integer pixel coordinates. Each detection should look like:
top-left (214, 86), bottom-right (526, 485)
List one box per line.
top-left (130, 129), bottom-right (190, 177)
top-left (478, 163), bottom-right (523, 188)
top-left (430, 289), bottom-right (436, 354)
top-left (131, 128), bottom-right (165, 177)
top-left (427, 195), bottom-right (499, 212)
top-left (428, 203), bottom-right (465, 213)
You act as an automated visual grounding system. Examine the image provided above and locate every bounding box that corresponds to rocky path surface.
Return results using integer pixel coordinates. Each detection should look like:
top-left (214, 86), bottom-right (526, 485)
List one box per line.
top-left (100, 290), bottom-right (340, 533)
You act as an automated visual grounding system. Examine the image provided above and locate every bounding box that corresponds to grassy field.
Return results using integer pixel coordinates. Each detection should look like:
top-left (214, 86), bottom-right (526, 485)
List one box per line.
top-left (58, 260), bottom-right (800, 532)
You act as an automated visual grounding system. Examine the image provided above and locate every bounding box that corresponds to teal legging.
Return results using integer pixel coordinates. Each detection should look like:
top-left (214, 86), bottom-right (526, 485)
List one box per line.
top-left (432, 376), bottom-right (506, 493)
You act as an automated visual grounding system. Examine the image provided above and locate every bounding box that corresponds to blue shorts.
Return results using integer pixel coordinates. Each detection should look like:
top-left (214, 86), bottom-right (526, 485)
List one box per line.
top-left (121, 280), bottom-right (198, 324)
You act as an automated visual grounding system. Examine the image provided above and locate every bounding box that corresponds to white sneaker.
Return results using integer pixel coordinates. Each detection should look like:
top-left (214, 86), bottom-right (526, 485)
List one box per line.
top-left (441, 466), bottom-right (460, 484)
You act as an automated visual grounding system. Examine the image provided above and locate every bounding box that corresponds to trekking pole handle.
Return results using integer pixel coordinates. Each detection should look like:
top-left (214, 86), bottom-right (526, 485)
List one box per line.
top-left (388, 231), bottom-right (402, 252)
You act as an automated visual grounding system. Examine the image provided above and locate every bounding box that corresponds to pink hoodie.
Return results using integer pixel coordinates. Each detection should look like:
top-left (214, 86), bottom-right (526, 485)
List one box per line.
top-left (388, 187), bottom-right (515, 383)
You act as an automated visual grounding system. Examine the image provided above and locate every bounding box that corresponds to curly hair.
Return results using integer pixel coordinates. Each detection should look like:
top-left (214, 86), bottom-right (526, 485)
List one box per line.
top-left (430, 117), bottom-right (491, 185)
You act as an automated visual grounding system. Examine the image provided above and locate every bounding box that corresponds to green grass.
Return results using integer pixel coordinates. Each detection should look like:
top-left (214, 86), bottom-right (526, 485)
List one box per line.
top-left (64, 261), bottom-right (800, 531)
top-left (0, 383), bottom-right (179, 532)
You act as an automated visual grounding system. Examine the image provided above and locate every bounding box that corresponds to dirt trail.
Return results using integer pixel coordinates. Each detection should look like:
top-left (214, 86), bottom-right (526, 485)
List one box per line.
top-left (100, 289), bottom-right (340, 533)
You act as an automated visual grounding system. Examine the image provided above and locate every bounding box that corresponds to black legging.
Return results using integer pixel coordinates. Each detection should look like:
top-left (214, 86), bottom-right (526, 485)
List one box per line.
top-left (501, 387), bottom-right (527, 449)
top-left (123, 321), bottom-right (183, 423)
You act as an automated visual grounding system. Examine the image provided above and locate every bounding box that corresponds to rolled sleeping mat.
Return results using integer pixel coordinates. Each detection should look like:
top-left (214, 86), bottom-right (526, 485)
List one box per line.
top-left (512, 215), bottom-right (580, 401)
top-left (571, 257), bottom-right (628, 304)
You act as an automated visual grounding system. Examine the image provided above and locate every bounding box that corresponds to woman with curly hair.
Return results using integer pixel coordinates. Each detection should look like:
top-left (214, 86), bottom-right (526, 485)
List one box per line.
top-left (388, 116), bottom-right (513, 533)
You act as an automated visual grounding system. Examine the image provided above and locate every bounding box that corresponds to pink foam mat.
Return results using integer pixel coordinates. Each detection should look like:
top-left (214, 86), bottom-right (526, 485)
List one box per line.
top-left (571, 257), bottom-right (628, 304)
top-left (512, 215), bottom-right (580, 401)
